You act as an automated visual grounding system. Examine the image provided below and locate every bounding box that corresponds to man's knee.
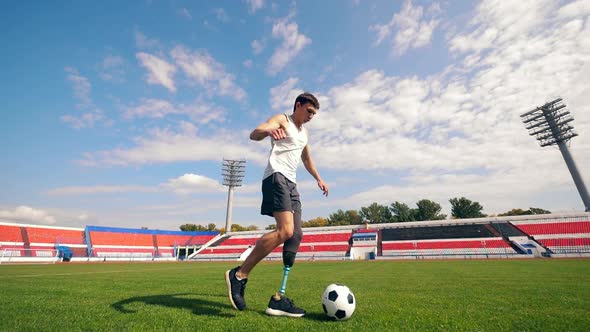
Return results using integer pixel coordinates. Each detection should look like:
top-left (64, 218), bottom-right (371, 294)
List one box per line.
top-left (291, 226), bottom-right (302, 243)
top-left (283, 226), bottom-right (302, 253)
top-left (277, 227), bottom-right (294, 242)
top-left (274, 211), bottom-right (295, 242)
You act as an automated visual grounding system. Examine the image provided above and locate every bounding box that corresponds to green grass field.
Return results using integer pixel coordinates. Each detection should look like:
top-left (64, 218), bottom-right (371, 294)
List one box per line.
top-left (1, 259), bottom-right (589, 331)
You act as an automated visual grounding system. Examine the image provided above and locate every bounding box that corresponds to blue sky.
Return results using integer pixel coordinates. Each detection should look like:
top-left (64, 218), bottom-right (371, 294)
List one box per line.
top-left (1, 0), bottom-right (589, 230)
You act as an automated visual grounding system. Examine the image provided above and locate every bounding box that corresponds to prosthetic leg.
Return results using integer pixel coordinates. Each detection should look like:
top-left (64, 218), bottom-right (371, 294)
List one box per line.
top-left (277, 210), bottom-right (302, 296)
top-left (279, 251), bottom-right (296, 295)
top-left (265, 209), bottom-right (306, 317)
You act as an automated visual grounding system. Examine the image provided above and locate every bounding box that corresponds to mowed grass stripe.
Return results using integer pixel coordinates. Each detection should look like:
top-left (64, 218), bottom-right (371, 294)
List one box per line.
top-left (0, 265), bottom-right (199, 278)
top-left (1, 260), bottom-right (589, 331)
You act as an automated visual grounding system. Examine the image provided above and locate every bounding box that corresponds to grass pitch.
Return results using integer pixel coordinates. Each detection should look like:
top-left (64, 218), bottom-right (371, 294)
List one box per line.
top-left (1, 259), bottom-right (589, 331)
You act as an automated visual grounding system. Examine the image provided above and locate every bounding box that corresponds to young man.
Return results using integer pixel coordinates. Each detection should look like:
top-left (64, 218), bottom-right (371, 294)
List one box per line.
top-left (225, 92), bottom-right (329, 317)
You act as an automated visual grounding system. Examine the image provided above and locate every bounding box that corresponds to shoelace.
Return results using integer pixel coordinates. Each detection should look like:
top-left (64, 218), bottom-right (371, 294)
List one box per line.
top-left (284, 297), bottom-right (295, 308)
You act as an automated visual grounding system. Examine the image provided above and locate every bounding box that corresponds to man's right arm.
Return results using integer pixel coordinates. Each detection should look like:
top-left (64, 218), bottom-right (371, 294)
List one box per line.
top-left (250, 114), bottom-right (286, 141)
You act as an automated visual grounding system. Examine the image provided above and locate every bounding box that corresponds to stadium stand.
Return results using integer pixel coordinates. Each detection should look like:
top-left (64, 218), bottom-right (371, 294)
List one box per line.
top-left (193, 229), bottom-right (353, 261)
top-left (379, 224), bottom-right (518, 258)
top-left (2, 212), bottom-right (589, 263)
top-left (511, 216), bottom-right (590, 255)
top-left (295, 230), bottom-right (352, 260)
top-left (86, 226), bottom-right (218, 261)
top-left (0, 221), bottom-right (86, 263)
top-left (0, 223), bottom-right (25, 246)
top-left (188, 213), bottom-right (590, 261)
top-left (155, 232), bottom-right (216, 257)
top-left (381, 238), bottom-right (517, 258)
top-left (0, 223), bottom-right (26, 260)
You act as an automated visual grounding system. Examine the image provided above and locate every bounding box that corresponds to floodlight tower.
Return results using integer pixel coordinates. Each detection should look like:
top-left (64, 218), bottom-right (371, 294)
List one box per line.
top-left (222, 158), bottom-right (246, 233)
top-left (521, 98), bottom-right (590, 212)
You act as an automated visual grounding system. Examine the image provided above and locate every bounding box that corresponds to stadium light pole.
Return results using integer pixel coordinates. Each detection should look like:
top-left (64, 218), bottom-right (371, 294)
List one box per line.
top-left (521, 98), bottom-right (590, 212)
top-left (222, 159), bottom-right (246, 233)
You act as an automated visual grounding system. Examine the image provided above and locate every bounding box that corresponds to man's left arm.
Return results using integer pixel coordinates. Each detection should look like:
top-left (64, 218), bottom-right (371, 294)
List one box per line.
top-left (301, 144), bottom-right (329, 197)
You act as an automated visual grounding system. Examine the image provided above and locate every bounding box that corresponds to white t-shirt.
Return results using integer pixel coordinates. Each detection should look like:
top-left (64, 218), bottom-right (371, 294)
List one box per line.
top-left (262, 114), bottom-right (308, 183)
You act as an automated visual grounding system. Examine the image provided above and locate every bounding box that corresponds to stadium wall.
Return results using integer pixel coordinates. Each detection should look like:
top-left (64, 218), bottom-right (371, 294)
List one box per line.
top-left (192, 212), bottom-right (590, 261)
top-left (2, 212), bottom-right (589, 263)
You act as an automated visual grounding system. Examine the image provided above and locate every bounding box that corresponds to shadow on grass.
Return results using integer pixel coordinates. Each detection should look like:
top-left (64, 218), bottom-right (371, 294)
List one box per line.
top-left (302, 312), bottom-right (332, 322)
top-left (112, 293), bottom-right (233, 317)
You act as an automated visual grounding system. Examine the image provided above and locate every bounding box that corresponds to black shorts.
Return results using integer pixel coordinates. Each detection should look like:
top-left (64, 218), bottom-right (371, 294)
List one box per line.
top-left (261, 172), bottom-right (301, 217)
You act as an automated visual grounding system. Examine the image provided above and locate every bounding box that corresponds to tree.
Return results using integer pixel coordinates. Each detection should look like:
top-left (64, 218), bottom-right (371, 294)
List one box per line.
top-left (414, 199), bottom-right (446, 221)
top-left (528, 207), bottom-right (551, 215)
top-left (390, 201), bottom-right (415, 222)
top-left (180, 224), bottom-right (206, 231)
top-left (180, 224), bottom-right (197, 231)
top-left (180, 223), bottom-right (217, 231)
top-left (265, 224), bottom-right (276, 230)
top-left (449, 197), bottom-right (486, 219)
top-left (497, 208), bottom-right (527, 216)
top-left (359, 202), bottom-right (393, 224)
top-left (327, 209), bottom-right (350, 226)
top-left (345, 210), bottom-right (364, 225)
top-left (327, 209), bottom-right (363, 226)
top-left (302, 217), bottom-right (329, 228)
top-left (498, 207), bottom-right (551, 216)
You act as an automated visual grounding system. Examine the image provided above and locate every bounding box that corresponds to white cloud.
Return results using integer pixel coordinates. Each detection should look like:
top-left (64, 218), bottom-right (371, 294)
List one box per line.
top-left (370, 0), bottom-right (440, 55)
top-left (178, 8), bottom-right (192, 20)
top-left (65, 67), bottom-right (92, 107)
top-left (98, 55), bottom-right (125, 82)
top-left (164, 174), bottom-right (224, 194)
top-left (243, 59), bottom-right (253, 68)
top-left (48, 175), bottom-right (223, 196)
top-left (267, 12), bottom-right (311, 75)
top-left (0, 206), bottom-right (56, 225)
top-left (214, 8), bottom-right (230, 22)
top-left (79, 122), bottom-right (266, 167)
top-left (123, 98), bottom-right (226, 124)
top-left (61, 67), bottom-right (104, 129)
top-left (48, 185), bottom-right (158, 195)
top-left (134, 28), bottom-right (160, 49)
top-left (123, 98), bottom-right (175, 119)
top-left (136, 52), bottom-right (177, 92)
top-left (251, 39), bottom-right (265, 55)
top-left (170, 45), bottom-right (247, 101)
top-left (449, 0), bottom-right (556, 55)
top-left (246, 0), bottom-right (264, 14)
top-left (558, 0), bottom-right (590, 19)
top-left (269, 77), bottom-right (303, 111)
top-left (306, 1), bottom-right (590, 213)
top-left (61, 113), bottom-right (104, 130)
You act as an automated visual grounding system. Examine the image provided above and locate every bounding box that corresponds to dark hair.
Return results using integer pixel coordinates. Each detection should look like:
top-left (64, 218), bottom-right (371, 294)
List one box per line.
top-left (294, 92), bottom-right (319, 111)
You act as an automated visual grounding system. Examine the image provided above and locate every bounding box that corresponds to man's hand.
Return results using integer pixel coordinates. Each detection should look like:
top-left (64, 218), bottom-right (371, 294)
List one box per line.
top-left (250, 114), bottom-right (288, 141)
top-left (269, 127), bottom-right (287, 140)
top-left (318, 179), bottom-right (329, 197)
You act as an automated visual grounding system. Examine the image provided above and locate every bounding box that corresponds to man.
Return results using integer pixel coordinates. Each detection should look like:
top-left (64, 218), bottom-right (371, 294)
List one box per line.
top-left (225, 92), bottom-right (329, 317)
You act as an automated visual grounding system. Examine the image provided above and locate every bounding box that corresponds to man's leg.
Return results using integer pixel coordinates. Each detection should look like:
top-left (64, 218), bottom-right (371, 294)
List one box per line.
top-left (278, 209), bottom-right (302, 295)
top-left (225, 211), bottom-right (293, 311)
top-left (265, 207), bottom-right (306, 317)
top-left (236, 211), bottom-right (293, 279)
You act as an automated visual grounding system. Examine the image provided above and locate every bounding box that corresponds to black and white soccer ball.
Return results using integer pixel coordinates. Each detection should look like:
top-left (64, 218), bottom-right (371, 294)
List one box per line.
top-left (321, 284), bottom-right (356, 320)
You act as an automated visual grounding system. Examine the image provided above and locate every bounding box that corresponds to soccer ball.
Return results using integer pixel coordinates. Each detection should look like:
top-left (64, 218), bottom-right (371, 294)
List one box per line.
top-left (321, 284), bottom-right (356, 320)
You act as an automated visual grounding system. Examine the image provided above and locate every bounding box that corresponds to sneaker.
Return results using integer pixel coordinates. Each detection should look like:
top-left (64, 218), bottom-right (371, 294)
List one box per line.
top-left (225, 266), bottom-right (247, 310)
top-left (265, 293), bottom-right (306, 318)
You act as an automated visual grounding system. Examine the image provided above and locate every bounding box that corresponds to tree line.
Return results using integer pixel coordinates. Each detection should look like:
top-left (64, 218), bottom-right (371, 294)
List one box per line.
top-left (179, 223), bottom-right (259, 233)
top-left (179, 197), bottom-right (551, 232)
